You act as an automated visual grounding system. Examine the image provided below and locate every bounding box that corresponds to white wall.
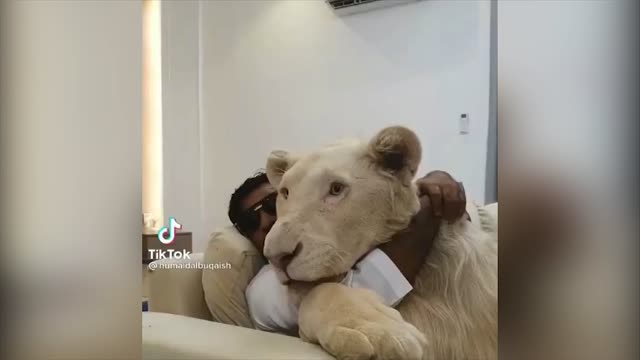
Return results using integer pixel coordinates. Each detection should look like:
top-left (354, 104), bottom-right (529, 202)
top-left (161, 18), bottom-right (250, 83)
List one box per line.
top-left (163, 0), bottom-right (492, 250)
top-left (161, 0), bottom-right (206, 250)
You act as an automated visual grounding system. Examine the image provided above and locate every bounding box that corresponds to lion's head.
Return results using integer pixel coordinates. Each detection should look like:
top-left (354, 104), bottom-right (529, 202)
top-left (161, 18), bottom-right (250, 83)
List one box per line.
top-left (263, 126), bottom-right (422, 283)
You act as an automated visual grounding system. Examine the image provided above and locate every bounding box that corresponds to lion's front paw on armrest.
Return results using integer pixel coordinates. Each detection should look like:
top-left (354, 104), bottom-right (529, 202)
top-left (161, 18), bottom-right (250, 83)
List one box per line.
top-left (298, 283), bottom-right (426, 360)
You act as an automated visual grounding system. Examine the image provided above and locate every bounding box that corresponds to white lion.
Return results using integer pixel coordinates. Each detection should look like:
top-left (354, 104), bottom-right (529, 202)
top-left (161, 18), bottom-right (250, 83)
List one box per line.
top-left (263, 126), bottom-right (497, 360)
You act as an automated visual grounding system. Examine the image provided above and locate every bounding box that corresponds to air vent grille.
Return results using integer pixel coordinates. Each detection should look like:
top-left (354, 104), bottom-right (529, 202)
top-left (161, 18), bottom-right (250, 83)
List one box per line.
top-left (326, 0), bottom-right (419, 16)
top-left (327, 0), bottom-right (382, 10)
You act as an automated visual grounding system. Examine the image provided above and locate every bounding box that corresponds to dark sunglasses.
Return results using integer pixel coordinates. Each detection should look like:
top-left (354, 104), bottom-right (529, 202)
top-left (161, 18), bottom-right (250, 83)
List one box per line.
top-left (235, 192), bottom-right (277, 235)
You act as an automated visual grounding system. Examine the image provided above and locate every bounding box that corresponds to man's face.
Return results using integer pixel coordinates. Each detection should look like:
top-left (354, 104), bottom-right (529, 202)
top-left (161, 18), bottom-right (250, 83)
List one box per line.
top-left (240, 182), bottom-right (277, 254)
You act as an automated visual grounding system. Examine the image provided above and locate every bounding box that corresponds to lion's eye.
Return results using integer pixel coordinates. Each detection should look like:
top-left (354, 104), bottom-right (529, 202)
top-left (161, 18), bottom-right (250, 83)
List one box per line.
top-left (329, 182), bottom-right (345, 196)
top-left (280, 187), bottom-right (289, 199)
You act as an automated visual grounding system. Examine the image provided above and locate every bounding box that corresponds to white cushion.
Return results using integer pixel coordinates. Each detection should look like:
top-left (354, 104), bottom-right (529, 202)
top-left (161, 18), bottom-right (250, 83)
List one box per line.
top-left (202, 226), bottom-right (266, 328)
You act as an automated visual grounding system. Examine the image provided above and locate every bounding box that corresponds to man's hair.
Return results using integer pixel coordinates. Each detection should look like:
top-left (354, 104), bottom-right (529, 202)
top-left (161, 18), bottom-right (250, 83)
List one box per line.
top-left (228, 171), bottom-right (270, 227)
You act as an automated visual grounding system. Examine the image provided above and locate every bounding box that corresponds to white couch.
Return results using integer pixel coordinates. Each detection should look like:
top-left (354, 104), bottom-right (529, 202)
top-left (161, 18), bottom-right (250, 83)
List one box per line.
top-left (143, 311), bottom-right (332, 359)
top-left (143, 202), bottom-right (497, 359)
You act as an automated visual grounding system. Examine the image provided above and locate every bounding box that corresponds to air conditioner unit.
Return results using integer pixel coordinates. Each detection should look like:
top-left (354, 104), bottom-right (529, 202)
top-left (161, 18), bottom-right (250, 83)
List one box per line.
top-left (326, 0), bottom-right (420, 16)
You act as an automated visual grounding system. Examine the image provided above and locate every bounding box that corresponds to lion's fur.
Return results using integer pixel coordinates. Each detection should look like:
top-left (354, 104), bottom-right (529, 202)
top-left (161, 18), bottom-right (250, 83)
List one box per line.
top-left (264, 126), bottom-right (497, 359)
top-left (398, 220), bottom-right (497, 359)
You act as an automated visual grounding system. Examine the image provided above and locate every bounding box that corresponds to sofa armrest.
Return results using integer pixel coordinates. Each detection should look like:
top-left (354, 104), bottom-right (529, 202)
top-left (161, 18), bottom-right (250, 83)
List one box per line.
top-left (147, 253), bottom-right (211, 320)
top-left (143, 312), bottom-right (334, 360)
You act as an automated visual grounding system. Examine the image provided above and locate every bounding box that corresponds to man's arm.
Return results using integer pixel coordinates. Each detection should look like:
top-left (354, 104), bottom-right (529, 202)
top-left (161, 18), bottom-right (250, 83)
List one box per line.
top-left (246, 265), bottom-right (300, 334)
top-left (246, 249), bottom-right (412, 334)
top-left (379, 170), bottom-right (467, 284)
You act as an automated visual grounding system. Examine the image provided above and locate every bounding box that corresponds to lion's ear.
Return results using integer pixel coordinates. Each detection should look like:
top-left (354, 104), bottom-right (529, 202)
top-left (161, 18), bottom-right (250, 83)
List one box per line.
top-left (266, 150), bottom-right (297, 187)
top-left (368, 126), bottom-right (422, 184)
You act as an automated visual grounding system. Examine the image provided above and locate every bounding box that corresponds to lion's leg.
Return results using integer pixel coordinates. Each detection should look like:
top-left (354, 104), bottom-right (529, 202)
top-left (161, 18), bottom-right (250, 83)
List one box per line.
top-left (298, 282), bottom-right (426, 360)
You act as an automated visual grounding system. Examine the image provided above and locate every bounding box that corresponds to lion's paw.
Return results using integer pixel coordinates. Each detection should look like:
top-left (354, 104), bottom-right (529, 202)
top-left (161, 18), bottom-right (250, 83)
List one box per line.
top-left (318, 313), bottom-right (426, 360)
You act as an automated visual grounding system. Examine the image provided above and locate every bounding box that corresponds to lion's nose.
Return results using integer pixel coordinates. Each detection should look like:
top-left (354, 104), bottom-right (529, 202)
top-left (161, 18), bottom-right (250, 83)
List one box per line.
top-left (268, 242), bottom-right (302, 272)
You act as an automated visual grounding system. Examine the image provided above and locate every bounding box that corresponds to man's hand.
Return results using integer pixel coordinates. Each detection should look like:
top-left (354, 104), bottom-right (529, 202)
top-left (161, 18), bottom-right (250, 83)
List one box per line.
top-left (417, 170), bottom-right (467, 223)
top-left (380, 171), bottom-right (467, 284)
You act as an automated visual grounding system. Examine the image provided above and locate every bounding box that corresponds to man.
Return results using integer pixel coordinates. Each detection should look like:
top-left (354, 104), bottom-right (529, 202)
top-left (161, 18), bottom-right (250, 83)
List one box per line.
top-left (228, 170), bottom-right (467, 333)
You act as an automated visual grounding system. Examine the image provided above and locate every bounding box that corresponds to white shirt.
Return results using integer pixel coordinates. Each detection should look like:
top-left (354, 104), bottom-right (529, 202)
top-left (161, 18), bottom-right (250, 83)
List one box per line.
top-left (245, 249), bottom-right (413, 332)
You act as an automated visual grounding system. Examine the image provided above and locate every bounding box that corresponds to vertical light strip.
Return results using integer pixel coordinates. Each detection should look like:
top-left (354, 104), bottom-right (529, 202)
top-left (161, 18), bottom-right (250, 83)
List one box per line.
top-left (198, 0), bottom-right (206, 239)
top-left (142, 0), bottom-right (163, 234)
